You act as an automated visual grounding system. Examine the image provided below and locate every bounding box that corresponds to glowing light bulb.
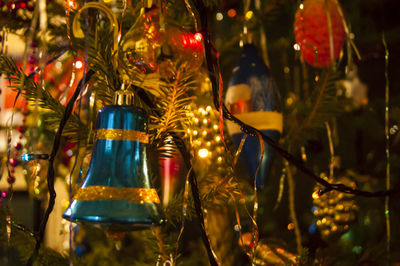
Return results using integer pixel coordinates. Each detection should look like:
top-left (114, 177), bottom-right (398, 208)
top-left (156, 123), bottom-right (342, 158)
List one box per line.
top-left (312, 191), bottom-right (320, 199)
top-left (75, 60), bottom-right (83, 69)
top-left (299, 3), bottom-right (304, 10)
top-left (216, 12), bottom-right (223, 21)
top-left (198, 148), bottom-right (209, 158)
top-left (194, 32), bottom-right (202, 41)
top-left (293, 43), bottom-right (300, 51)
top-left (68, 0), bottom-right (76, 8)
top-left (227, 9), bottom-right (237, 18)
top-left (245, 10), bottom-right (254, 21)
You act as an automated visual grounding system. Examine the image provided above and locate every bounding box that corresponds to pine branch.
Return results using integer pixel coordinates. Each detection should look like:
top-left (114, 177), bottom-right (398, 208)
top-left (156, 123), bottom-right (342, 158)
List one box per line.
top-left (149, 62), bottom-right (196, 159)
top-left (285, 69), bottom-right (347, 148)
top-left (0, 55), bottom-right (86, 141)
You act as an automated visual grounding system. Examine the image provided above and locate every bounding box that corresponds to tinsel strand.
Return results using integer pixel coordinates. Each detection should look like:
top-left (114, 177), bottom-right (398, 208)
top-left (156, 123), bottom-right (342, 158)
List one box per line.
top-left (382, 33), bottom-right (391, 264)
top-left (286, 160), bottom-right (302, 255)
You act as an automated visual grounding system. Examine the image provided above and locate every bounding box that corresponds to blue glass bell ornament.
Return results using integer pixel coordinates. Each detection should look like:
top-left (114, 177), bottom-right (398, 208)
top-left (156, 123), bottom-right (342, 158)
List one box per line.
top-left (225, 44), bottom-right (283, 190)
top-left (63, 86), bottom-right (165, 231)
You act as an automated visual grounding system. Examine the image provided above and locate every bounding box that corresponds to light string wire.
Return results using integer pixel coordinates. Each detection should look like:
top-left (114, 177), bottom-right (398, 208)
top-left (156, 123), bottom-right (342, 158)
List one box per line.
top-left (382, 33), bottom-right (391, 264)
top-left (68, 2), bottom-right (90, 265)
top-left (26, 69), bottom-right (95, 266)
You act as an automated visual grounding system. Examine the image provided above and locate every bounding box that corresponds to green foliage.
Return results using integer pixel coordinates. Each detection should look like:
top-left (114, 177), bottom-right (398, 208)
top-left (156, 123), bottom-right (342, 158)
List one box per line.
top-left (0, 207), bottom-right (69, 265)
top-left (0, 55), bottom-right (87, 140)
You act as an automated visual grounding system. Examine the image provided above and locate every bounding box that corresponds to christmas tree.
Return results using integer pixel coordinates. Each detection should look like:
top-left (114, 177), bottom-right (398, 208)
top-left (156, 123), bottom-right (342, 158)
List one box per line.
top-left (0, 0), bottom-right (399, 265)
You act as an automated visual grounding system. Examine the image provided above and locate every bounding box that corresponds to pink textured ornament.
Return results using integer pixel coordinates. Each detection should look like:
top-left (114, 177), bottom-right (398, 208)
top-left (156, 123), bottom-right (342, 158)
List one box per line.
top-left (294, 0), bottom-right (345, 67)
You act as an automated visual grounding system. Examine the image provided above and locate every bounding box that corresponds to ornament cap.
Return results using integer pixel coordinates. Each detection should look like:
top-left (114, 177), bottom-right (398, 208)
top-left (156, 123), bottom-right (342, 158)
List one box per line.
top-left (114, 84), bottom-right (135, 106)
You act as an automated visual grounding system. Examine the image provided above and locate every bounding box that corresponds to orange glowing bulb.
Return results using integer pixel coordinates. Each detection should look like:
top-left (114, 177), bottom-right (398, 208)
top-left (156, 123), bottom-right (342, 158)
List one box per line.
top-left (194, 32), bottom-right (202, 42)
top-left (312, 191), bottom-right (320, 199)
top-left (75, 60), bottom-right (83, 70)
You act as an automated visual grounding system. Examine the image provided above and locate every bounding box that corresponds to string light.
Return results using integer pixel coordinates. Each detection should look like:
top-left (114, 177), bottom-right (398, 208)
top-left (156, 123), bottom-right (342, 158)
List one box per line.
top-left (198, 148), bottom-right (209, 158)
top-left (245, 10), bottom-right (254, 21)
top-left (312, 191), bottom-right (320, 199)
top-left (194, 32), bottom-right (202, 42)
top-left (227, 9), bottom-right (237, 18)
top-left (74, 59), bottom-right (83, 70)
top-left (293, 43), bottom-right (300, 51)
top-left (67, 0), bottom-right (76, 9)
top-left (216, 12), bottom-right (223, 21)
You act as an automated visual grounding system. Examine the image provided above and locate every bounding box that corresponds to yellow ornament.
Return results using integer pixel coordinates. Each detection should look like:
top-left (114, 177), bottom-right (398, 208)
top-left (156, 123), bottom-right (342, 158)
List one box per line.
top-left (312, 173), bottom-right (357, 240)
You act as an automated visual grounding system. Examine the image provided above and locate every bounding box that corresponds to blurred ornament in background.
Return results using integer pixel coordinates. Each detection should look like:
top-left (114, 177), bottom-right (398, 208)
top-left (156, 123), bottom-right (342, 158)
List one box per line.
top-left (312, 173), bottom-right (358, 240)
top-left (120, 6), bottom-right (160, 75)
top-left (225, 44), bottom-right (282, 190)
top-left (120, 5), bottom-right (203, 81)
top-left (294, 0), bottom-right (346, 67)
top-left (337, 65), bottom-right (368, 108)
top-left (239, 232), bottom-right (298, 265)
top-left (63, 86), bottom-right (165, 231)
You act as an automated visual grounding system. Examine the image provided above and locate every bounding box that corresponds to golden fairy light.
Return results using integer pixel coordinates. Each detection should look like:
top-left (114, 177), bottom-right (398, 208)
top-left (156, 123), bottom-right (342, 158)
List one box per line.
top-left (198, 148), bottom-right (209, 158)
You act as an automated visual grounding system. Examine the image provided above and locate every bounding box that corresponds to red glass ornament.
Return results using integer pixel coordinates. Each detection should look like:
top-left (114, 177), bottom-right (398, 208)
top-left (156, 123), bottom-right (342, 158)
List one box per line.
top-left (294, 0), bottom-right (345, 67)
top-left (7, 176), bottom-right (16, 184)
top-left (17, 125), bottom-right (25, 133)
top-left (28, 56), bottom-right (36, 64)
top-left (9, 158), bottom-right (19, 167)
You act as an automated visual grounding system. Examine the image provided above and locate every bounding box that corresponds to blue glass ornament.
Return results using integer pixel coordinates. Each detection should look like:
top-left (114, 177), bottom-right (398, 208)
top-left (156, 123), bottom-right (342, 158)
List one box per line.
top-left (63, 89), bottom-right (165, 231)
top-left (226, 44), bottom-right (282, 190)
